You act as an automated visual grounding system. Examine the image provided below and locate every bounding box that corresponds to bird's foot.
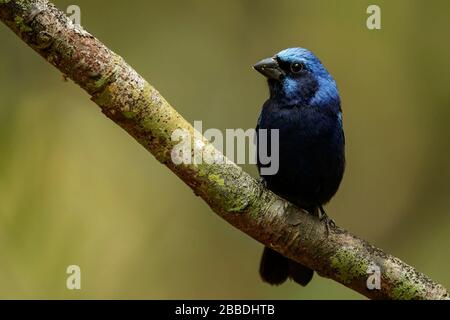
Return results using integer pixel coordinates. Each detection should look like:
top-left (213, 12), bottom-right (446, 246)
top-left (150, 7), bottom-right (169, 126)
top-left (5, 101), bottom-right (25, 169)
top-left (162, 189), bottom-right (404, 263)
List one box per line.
top-left (321, 215), bottom-right (336, 236)
top-left (318, 206), bottom-right (336, 236)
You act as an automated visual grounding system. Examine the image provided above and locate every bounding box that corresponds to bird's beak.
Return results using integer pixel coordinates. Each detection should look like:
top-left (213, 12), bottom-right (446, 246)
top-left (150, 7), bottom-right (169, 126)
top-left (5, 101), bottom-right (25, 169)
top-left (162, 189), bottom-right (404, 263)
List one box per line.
top-left (253, 57), bottom-right (284, 80)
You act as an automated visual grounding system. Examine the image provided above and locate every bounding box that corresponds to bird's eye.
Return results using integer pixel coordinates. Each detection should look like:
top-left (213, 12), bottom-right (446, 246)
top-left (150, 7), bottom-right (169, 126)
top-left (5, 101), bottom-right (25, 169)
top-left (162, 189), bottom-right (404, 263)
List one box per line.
top-left (290, 62), bottom-right (304, 74)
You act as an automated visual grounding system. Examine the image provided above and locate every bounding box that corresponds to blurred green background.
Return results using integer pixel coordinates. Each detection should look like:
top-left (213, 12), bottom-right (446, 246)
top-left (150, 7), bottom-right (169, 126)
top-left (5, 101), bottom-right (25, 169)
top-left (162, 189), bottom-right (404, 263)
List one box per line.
top-left (0, 0), bottom-right (449, 299)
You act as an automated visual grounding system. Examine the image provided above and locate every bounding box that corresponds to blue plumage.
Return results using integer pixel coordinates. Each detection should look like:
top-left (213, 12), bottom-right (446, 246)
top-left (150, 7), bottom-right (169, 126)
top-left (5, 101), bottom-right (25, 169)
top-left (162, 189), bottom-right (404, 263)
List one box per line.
top-left (254, 47), bottom-right (345, 286)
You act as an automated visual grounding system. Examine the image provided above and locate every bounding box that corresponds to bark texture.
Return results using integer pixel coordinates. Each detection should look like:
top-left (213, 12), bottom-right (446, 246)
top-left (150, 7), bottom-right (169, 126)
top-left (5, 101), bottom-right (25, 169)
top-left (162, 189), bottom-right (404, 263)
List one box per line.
top-left (1, 0), bottom-right (448, 299)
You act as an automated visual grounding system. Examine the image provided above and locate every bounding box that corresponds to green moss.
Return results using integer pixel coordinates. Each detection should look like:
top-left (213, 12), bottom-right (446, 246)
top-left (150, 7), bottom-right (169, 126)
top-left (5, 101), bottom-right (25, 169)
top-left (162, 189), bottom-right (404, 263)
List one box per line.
top-left (14, 16), bottom-right (32, 33)
top-left (92, 85), bottom-right (113, 107)
top-left (94, 75), bottom-right (110, 90)
top-left (330, 248), bottom-right (369, 285)
top-left (122, 110), bottom-right (135, 119)
top-left (0, 0), bottom-right (12, 4)
top-left (196, 163), bottom-right (250, 213)
top-left (221, 182), bottom-right (252, 213)
top-left (392, 277), bottom-right (420, 300)
top-left (225, 196), bottom-right (250, 213)
top-left (14, 0), bottom-right (36, 12)
top-left (198, 166), bottom-right (207, 177)
top-left (208, 173), bottom-right (224, 186)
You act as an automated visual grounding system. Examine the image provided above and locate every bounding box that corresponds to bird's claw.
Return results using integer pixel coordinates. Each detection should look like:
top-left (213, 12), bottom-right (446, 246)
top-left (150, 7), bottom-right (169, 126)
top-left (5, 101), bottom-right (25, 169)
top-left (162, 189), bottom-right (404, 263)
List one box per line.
top-left (318, 206), bottom-right (335, 236)
top-left (321, 215), bottom-right (336, 235)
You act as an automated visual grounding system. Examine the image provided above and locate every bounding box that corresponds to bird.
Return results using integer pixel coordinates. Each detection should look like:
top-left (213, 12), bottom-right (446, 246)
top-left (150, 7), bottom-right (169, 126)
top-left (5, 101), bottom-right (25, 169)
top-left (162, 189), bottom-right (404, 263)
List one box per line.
top-left (253, 47), bottom-right (345, 286)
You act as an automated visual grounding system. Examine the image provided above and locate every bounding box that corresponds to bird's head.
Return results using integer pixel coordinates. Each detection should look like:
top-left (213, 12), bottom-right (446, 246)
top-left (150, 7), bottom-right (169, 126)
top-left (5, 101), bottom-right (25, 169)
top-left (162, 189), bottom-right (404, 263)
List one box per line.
top-left (254, 47), bottom-right (340, 108)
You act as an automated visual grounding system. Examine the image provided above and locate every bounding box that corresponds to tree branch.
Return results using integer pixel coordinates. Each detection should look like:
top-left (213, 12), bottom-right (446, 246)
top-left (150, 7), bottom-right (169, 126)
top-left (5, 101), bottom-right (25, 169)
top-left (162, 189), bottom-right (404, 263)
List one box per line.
top-left (1, 0), bottom-right (448, 300)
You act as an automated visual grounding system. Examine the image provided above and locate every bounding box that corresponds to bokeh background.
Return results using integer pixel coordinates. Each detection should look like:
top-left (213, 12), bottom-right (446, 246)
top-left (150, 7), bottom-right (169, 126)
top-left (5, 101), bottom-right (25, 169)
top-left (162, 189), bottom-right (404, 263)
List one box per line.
top-left (0, 0), bottom-right (449, 299)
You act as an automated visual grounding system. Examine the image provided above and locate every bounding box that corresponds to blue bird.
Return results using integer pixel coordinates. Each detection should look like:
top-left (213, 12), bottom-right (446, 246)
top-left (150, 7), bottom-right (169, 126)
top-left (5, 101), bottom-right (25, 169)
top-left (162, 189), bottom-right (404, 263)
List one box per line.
top-left (254, 48), bottom-right (345, 286)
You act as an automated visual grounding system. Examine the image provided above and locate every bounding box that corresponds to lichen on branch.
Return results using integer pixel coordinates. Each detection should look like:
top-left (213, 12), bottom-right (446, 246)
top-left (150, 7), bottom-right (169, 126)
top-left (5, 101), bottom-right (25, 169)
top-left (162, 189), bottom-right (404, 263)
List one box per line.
top-left (0, 0), bottom-right (448, 300)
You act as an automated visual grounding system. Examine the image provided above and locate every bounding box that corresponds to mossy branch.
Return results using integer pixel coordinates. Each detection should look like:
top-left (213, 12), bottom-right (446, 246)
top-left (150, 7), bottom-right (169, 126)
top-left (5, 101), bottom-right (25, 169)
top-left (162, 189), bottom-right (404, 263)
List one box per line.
top-left (1, 0), bottom-right (448, 300)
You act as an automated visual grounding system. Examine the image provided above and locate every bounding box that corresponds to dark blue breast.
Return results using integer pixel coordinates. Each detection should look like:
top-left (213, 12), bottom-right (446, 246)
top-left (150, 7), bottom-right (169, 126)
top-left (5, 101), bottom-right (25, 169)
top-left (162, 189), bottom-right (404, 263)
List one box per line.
top-left (256, 99), bottom-right (345, 209)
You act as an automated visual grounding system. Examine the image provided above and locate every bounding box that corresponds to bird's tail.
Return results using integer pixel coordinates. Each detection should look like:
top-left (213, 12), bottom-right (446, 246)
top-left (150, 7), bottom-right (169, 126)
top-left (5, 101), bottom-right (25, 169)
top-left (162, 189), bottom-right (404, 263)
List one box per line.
top-left (259, 246), bottom-right (313, 286)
